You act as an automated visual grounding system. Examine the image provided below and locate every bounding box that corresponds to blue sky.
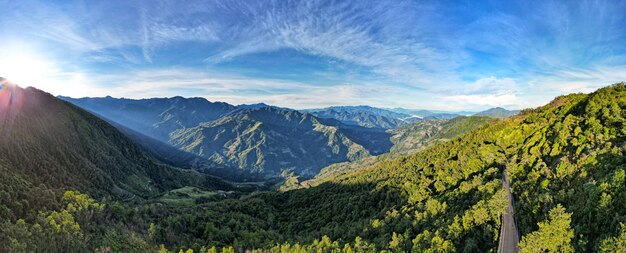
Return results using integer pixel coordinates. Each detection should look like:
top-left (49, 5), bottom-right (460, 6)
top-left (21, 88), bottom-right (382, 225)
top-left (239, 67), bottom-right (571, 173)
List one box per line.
top-left (1, 0), bottom-right (626, 111)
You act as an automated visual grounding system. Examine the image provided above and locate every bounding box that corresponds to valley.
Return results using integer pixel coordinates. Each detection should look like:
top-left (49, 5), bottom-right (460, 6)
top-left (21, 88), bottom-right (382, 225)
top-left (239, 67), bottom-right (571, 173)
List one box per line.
top-left (3, 1), bottom-right (625, 252)
top-left (3, 76), bottom-right (625, 252)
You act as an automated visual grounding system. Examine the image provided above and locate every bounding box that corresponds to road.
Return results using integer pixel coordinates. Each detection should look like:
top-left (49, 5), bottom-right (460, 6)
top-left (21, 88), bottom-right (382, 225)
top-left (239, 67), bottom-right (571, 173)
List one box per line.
top-left (498, 173), bottom-right (519, 253)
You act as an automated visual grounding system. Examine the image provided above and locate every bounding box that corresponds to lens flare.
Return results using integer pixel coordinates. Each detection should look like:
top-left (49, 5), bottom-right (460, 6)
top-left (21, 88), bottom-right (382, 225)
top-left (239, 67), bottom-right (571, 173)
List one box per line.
top-left (0, 79), bottom-right (25, 118)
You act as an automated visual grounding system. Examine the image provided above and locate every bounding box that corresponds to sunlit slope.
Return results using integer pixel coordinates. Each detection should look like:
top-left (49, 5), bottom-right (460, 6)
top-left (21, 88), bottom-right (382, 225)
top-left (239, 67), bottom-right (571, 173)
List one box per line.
top-left (301, 116), bottom-right (495, 186)
top-left (307, 83), bottom-right (626, 252)
top-left (169, 107), bottom-right (386, 177)
top-left (157, 83), bottom-right (626, 252)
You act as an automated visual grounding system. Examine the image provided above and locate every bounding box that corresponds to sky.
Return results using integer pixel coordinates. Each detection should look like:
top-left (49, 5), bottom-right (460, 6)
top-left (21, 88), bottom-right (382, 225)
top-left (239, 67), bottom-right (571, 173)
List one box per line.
top-left (1, 0), bottom-right (626, 111)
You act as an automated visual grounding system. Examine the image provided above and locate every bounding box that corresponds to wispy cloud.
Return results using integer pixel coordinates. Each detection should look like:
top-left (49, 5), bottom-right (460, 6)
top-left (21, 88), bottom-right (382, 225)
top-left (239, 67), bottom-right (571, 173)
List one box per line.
top-left (202, 1), bottom-right (462, 86)
top-left (57, 68), bottom-right (402, 109)
top-left (2, 0), bottom-right (626, 110)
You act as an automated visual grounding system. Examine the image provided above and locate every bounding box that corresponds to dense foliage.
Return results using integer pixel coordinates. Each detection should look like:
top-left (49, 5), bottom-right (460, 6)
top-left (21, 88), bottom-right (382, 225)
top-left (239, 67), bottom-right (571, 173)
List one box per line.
top-left (0, 84), bottom-right (235, 252)
top-left (505, 84), bottom-right (626, 251)
top-left (304, 116), bottom-right (495, 185)
top-left (150, 84), bottom-right (626, 252)
top-left (2, 82), bottom-right (625, 252)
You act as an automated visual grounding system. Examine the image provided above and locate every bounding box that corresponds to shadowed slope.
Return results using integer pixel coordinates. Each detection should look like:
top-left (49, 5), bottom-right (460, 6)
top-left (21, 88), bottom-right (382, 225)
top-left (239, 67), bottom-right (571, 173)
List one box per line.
top-left (0, 83), bottom-right (232, 200)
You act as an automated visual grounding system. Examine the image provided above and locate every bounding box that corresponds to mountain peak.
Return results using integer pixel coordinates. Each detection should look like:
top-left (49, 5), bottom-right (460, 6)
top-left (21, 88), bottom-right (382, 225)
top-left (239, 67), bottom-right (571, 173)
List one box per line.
top-left (474, 107), bottom-right (520, 119)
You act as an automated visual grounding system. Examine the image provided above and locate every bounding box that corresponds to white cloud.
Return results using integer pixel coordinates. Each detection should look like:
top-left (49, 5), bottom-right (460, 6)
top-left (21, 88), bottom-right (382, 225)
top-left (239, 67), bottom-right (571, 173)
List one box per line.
top-left (443, 94), bottom-right (521, 108)
top-left (463, 76), bottom-right (517, 96)
top-left (2, 0), bottom-right (626, 111)
top-left (45, 68), bottom-right (400, 109)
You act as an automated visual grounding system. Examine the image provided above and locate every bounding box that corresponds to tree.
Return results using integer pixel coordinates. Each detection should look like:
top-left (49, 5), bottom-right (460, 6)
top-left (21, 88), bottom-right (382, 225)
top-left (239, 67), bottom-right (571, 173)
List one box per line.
top-left (519, 205), bottom-right (574, 253)
top-left (600, 224), bottom-right (626, 252)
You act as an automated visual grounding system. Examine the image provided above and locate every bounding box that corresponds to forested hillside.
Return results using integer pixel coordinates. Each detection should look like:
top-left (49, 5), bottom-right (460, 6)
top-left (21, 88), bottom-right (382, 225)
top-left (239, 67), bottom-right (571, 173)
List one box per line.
top-left (147, 83), bottom-right (626, 252)
top-left (389, 116), bottom-right (495, 153)
top-left (295, 116), bottom-right (495, 188)
top-left (0, 81), bottom-right (235, 252)
top-left (2, 82), bottom-right (625, 252)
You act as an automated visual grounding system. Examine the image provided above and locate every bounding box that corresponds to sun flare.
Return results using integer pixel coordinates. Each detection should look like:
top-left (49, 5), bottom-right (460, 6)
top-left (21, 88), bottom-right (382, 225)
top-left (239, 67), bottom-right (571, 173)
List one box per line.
top-left (0, 50), bottom-right (59, 87)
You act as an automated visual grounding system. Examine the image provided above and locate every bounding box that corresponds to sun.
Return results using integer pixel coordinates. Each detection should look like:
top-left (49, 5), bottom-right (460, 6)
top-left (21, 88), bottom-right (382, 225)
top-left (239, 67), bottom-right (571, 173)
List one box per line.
top-left (0, 50), bottom-right (59, 88)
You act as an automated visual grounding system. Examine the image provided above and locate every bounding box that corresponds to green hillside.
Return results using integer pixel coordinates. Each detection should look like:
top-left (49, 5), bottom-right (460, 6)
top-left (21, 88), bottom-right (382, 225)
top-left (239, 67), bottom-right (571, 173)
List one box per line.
top-left (301, 116), bottom-right (495, 185)
top-left (0, 82), bottom-right (235, 252)
top-left (149, 83), bottom-right (626, 252)
top-left (390, 116), bottom-right (496, 152)
top-left (2, 81), bottom-right (625, 252)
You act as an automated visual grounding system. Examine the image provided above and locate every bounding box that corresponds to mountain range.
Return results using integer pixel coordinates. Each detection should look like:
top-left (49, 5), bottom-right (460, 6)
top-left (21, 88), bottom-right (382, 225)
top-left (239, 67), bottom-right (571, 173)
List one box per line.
top-left (0, 81), bottom-right (233, 210)
top-left (61, 97), bottom-right (396, 178)
top-left (169, 107), bottom-right (388, 177)
top-left (293, 115), bottom-right (496, 189)
top-left (302, 105), bottom-right (418, 128)
top-left (61, 96), bottom-right (519, 179)
top-left (2, 78), bottom-right (625, 252)
top-left (60, 96), bottom-right (237, 142)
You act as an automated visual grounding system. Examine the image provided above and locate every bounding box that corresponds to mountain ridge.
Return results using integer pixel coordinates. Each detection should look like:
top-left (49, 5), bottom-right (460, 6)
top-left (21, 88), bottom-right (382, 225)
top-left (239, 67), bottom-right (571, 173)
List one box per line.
top-left (1, 82), bottom-right (233, 199)
top-left (169, 106), bottom-right (389, 177)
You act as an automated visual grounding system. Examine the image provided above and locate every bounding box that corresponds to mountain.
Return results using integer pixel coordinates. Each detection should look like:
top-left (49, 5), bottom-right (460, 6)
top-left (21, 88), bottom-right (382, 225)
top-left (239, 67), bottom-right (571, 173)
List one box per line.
top-left (3, 82), bottom-right (626, 252)
top-left (146, 83), bottom-right (626, 252)
top-left (237, 103), bottom-right (274, 109)
top-left (107, 120), bottom-right (265, 181)
top-left (64, 97), bottom-right (394, 178)
top-left (169, 107), bottom-right (392, 177)
top-left (0, 80), bottom-right (233, 213)
top-left (237, 103), bottom-right (290, 110)
top-left (296, 116), bottom-right (495, 186)
top-left (303, 105), bottom-right (417, 128)
top-left (474, 107), bottom-right (520, 119)
top-left (389, 115), bottom-right (495, 152)
top-left (59, 96), bottom-right (237, 142)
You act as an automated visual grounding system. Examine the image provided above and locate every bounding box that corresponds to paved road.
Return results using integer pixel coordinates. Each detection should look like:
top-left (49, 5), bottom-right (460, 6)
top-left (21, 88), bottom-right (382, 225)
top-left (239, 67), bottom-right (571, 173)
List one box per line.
top-left (498, 173), bottom-right (519, 253)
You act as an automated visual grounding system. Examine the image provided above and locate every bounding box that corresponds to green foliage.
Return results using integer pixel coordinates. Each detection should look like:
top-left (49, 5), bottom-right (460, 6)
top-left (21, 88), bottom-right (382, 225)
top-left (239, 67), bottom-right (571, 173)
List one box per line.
top-left (600, 224), bottom-right (626, 252)
top-left (2, 83), bottom-right (626, 252)
top-left (519, 205), bottom-right (574, 253)
top-left (307, 116), bottom-right (494, 185)
top-left (508, 83), bottom-right (626, 251)
top-left (0, 190), bottom-right (113, 252)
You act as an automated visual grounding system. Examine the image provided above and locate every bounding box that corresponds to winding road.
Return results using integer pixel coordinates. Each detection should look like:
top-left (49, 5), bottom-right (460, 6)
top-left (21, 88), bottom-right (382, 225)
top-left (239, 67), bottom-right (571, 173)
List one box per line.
top-left (498, 173), bottom-right (519, 253)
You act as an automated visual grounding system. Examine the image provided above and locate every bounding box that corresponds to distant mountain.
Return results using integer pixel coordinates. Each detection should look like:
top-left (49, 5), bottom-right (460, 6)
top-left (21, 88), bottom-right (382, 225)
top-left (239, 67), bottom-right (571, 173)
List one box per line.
top-left (389, 115), bottom-right (495, 152)
top-left (237, 103), bottom-right (290, 110)
top-left (301, 116), bottom-right (494, 184)
top-left (170, 107), bottom-right (392, 177)
top-left (302, 105), bottom-right (418, 128)
top-left (474, 107), bottom-right (520, 119)
top-left (60, 96), bottom-right (237, 142)
top-left (63, 97), bottom-right (393, 178)
top-left (107, 120), bottom-right (265, 181)
top-left (0, 82), bottom-right (232, 203)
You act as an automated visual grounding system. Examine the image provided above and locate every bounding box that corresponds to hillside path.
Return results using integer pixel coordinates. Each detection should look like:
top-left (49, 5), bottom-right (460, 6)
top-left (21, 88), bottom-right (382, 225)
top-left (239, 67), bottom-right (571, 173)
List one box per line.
top-left (498, 173), bottom-right (519, 253)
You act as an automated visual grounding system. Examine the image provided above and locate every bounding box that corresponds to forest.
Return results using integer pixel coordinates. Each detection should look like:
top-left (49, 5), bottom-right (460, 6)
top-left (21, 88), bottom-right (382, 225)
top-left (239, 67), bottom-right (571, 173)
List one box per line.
top-left (0, 83), bottom-right (625, 252)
